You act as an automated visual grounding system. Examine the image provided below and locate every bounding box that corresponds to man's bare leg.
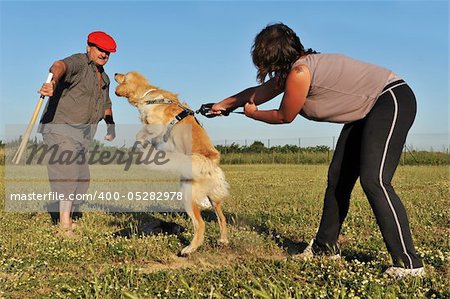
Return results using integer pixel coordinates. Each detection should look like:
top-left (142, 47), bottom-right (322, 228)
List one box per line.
top-left (58, 201), bottom-right (76, 236)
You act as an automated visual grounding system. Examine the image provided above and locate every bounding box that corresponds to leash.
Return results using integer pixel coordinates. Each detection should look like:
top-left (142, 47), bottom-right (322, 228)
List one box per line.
top-left (195, 103), bottom-right (245, 118)
top-left (142, 89), bottom-right (243, 118)
top-left (140, 89), bottom-right (243, 142)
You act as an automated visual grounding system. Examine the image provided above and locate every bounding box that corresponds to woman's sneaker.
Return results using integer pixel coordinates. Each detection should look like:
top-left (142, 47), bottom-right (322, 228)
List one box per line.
top-left (293, 239), bottom-right (341, 260)
top-left (384, 266), bottom-right (425, 278)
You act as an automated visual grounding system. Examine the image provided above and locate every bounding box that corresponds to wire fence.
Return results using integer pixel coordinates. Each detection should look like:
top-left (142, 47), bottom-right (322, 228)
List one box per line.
top-left (211, 133), bottom-right (449, 165)
top-left (212, 133), bottom-right (450, 153)
top-left (1, 133), bottom-right (448, 165)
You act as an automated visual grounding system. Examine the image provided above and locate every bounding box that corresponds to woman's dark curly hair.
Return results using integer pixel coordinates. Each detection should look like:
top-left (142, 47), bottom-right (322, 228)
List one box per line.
top-left (252, 23), bottom-right (317, 88)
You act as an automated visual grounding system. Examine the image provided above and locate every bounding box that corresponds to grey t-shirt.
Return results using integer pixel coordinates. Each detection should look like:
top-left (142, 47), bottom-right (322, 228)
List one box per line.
top-left (39, 53), bottom-right (112, 140)
top-left (293, 54), bottom-right (399, 123)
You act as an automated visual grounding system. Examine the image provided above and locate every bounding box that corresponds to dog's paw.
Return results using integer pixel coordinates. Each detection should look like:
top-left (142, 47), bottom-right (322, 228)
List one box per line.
top-left (180, 245), bottom-right (198, 256)
top-left (217, 238), bottom-right (229, 247)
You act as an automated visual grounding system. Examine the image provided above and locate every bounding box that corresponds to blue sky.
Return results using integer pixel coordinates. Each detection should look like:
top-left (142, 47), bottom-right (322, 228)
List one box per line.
top-left (0, 1), bottom-right (448, 149)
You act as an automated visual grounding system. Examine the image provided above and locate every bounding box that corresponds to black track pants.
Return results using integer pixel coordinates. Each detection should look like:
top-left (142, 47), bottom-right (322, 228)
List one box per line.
top-left (315, 80), bottom-right (423, 268)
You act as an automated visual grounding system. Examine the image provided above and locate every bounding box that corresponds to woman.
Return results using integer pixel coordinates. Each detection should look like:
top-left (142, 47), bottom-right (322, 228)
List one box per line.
top-left (210, 23), bottom-right (424, 278)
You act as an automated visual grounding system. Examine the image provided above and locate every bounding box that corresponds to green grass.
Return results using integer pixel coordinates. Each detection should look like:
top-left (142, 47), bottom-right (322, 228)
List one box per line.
top-left (218, 151), bottom-right (449, 165)
top-left (0, 164), bottom-right (449, 298)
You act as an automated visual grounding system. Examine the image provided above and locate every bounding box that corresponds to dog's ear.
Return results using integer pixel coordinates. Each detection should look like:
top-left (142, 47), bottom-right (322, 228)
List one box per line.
top-left (114, 73), bottom-right (122, 83)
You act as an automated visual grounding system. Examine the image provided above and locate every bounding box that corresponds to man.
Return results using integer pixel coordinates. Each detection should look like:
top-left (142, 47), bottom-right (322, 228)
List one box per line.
top-left (38, 31), bottom-right (117, 235)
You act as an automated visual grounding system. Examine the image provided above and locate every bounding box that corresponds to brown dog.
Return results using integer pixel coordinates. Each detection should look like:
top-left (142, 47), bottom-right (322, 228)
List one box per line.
top-left (114, 71), bottom-right (229, 255)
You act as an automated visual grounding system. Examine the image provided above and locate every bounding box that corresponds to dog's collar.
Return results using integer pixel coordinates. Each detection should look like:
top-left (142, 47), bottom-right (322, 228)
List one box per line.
top-left (141, 90), bottom-right (177, 106)
top-left (146, 98), bottom-right (176, 105)
top-left (140, 89), bottom-right (157, 99)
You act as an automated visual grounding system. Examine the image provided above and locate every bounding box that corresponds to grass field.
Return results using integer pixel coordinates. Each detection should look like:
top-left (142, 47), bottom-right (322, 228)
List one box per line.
top-left (0, 164), bottom-right (449, 298)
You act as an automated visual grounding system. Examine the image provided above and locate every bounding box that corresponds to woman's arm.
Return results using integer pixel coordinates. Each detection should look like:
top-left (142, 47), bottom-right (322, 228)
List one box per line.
top-left (244, 65), bottom-right (310, 124)
top-left (211, 77), bottom-right (283, 114)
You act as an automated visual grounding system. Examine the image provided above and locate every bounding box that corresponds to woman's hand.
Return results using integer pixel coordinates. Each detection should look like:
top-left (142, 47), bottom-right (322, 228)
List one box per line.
top-left (210, 103), bottom-right (228, 116)
top-left (244, 100), bottom-right (257, 118)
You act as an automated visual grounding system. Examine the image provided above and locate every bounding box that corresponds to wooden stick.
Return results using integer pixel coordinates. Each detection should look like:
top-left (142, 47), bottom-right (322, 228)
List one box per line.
top-left (12, 73), bottom-right (53, 164)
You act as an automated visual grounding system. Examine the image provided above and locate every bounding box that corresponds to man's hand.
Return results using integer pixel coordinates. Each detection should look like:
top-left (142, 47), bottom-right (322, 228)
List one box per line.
top-left (104, 113), bottom-right (115, 141)
top-left (104, 134), bottom-right (115, 141)
top-left (38, 81), bottom-right (55, 97)
top-left (38, 61), bottom-right (67, 97)
top-left (104, 124), bottom-right (116, 141)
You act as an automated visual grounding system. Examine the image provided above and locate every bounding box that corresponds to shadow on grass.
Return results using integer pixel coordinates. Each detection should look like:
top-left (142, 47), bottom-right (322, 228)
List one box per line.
top-left (110, 211), bottom-right (380, 263)
top-left (107, 209), bottom-right (387, 263)
top-left (111, 212), bottom-right (186, 238)
top-left (44, 195), bottom-right (307, 256)
top-left (105, 209), bottom-right (308, 256)
top-left (340, 249), bottom-right (377, 263)
top-left (201, 210), bottom-right (309, 255)
top-left (47, 203), bottom-right (380, 262)
top-left (46, 199), bottom-right (309, 256)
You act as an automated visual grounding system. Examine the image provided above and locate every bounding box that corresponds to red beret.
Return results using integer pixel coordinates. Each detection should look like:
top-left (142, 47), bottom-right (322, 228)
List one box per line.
top-left (87, 31), bottom-right (117, 53)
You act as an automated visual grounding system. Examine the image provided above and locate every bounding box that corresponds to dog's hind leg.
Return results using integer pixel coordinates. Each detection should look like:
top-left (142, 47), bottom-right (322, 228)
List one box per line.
top-left (181, 202), bottom-right (205, 256)
top-left (209, 197), bottom-right (229, 246)
top-left (180, 183), bottom-right (205, 256)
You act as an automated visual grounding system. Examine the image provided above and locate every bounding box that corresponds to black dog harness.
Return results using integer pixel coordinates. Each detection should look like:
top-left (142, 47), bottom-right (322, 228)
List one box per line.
top-left (143, 96), bottom-right (196, 143)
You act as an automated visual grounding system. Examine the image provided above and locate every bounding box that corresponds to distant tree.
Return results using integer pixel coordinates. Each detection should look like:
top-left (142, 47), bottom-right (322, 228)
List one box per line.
top-left (305, 145), bottom-right (330, 153)
top-left (247, 141), bottom-right (266, 153)
top-left (217, 142), bottom-right (242, 154)
top-left (270, 144), bottom-right (300, 153)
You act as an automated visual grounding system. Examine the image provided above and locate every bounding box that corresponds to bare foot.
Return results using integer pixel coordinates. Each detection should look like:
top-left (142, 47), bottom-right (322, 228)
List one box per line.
top-left (57, 222), bottom-right (78, 238)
